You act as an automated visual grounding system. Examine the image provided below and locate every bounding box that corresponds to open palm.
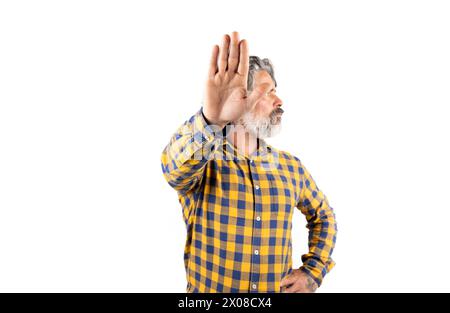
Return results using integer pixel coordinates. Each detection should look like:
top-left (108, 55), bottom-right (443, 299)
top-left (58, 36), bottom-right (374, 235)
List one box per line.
top-left (203, 32), bottom-right (259, 128)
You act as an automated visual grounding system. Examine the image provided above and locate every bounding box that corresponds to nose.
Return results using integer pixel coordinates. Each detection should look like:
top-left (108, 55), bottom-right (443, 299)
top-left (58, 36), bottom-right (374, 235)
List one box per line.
top-left (274, 96), bottom-right (283, 108)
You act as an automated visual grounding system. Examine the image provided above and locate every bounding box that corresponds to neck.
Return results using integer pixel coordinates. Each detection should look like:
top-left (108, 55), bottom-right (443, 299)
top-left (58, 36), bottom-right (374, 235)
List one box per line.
top-left (227, 124), bottom-right (259, 158)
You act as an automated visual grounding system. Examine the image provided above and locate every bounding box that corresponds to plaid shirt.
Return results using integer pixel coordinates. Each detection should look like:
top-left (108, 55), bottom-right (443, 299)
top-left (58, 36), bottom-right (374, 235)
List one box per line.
top-left (161, 108), bottom-right (337, 293)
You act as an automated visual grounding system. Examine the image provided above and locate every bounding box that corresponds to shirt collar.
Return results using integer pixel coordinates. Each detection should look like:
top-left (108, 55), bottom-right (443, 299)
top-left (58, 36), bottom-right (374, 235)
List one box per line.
top-left (221, 135), bottom-right (272, 161)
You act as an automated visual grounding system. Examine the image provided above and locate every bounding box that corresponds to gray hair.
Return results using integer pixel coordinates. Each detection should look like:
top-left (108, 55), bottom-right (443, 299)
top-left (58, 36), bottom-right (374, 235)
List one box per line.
top-left (247, 56), bottom-right (277, 91)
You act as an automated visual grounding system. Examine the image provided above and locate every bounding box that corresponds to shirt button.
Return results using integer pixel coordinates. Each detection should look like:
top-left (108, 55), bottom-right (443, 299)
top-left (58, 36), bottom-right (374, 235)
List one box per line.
top-left (254, 249), bottom-right (259, 255)
top-left (256, 216), bottom-right (261, 221)
top-left (255, 185), bottom-right (260, 190)
top-left (252, 284), bottom-right (257, 290)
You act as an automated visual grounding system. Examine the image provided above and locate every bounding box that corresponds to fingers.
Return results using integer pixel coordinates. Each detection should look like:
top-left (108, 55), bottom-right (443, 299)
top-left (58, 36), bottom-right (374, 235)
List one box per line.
top-left (283, 286), bottom-right (295, 293)
top-left (280, 274), bottom-right (296, 288)
top-left (282, 279), bottom-right (308, 293)
top-left (284, 284), bottom-right (308, 293)
top-left (228, 31), bottom-right (240, 73)
top-left (281, 271), bottom-right (315, 293)
top-left (213, 32), bottom-right (248, 78)
top-left (208, 45), bottom-right (219, 79)
top-left (218, 34), bottom-right (230, 74)
top-left (237, 39), bottom-right (249, 77)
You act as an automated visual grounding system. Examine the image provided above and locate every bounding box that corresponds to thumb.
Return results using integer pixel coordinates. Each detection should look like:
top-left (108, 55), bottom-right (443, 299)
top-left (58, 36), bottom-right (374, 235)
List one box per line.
top-left (280, 274), bottom-right (296, 288)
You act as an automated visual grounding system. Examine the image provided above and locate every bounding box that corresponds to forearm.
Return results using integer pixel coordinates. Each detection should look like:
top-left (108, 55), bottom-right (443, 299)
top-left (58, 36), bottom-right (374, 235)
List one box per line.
top-left (297, 159), bottom-right (338, 287)
top-left (300, 203), bottom-right (337, 287)
top-left (161, 108), bottom-right (222, 193)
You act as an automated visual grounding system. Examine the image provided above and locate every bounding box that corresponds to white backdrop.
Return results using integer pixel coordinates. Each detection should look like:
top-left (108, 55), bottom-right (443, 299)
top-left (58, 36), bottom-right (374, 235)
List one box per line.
top-left (1, 1), bottom-right (449, 292)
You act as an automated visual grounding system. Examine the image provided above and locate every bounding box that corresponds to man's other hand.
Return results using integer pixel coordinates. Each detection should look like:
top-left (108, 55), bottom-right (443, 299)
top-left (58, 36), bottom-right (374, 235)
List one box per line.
top-left (280, 269), bottom-right (318, 293)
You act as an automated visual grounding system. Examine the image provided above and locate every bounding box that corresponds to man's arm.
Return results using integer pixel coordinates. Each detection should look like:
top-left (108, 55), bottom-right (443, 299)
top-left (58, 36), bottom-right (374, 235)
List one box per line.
top-left (161, 31), bottom-right (251, 193)
top-left (297, 160), bottom-right (337, 287)
top-left (160, 108), bottom-right (221, 194)
top-left (162, 31), bottom-right (260, 193)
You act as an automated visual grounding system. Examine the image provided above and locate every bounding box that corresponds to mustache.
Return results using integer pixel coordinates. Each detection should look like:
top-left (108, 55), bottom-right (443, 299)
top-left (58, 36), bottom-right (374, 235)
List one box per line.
top-left (271, 107), bottom-right (284, 116)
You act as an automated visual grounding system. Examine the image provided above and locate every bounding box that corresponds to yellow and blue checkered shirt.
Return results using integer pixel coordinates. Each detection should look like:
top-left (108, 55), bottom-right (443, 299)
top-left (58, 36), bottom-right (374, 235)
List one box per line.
top-left (161, 108), bottom-right (337, 293)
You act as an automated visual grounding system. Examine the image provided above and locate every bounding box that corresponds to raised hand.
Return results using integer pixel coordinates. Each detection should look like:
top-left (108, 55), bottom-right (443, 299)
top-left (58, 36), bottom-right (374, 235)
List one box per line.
top-left (202, 32), bottom-right (259, 128)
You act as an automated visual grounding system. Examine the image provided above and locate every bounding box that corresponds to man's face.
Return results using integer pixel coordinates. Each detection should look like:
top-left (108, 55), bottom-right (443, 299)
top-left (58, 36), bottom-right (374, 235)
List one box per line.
top-left (237, 70), bottom-right (284, 138)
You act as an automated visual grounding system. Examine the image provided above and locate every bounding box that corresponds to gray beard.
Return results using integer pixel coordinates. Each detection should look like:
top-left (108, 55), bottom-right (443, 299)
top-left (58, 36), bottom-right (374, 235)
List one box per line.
top-left (237, 111), bottom-right (282, 139)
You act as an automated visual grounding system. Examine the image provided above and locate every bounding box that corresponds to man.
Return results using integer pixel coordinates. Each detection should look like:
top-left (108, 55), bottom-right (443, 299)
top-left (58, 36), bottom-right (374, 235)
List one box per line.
top-left (161, 32), bottom-right (337, 293)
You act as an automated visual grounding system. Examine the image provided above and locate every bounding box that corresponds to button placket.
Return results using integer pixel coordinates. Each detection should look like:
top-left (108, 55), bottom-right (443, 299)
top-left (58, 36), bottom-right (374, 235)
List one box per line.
top-left (249, 159), bottom-right (262, 292)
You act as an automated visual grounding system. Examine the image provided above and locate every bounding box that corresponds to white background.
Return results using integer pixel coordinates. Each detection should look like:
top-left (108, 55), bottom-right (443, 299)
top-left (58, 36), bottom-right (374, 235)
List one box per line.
top-left (1, 1), bottom-right (449, 292)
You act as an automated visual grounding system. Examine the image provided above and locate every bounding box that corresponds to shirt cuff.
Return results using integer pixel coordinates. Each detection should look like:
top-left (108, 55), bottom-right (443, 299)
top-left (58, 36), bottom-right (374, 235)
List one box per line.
top-left (187, 108), bottom-right (225, 161)
top-left (299, 258), bottom-right (336, 287)
top-left (192, 108), bottom-right (222, 144)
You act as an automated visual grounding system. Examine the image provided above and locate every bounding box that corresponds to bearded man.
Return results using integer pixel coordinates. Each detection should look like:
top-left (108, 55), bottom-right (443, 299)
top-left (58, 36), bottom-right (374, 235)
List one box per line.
top-left (161, 31), bottom-right (337, 293)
